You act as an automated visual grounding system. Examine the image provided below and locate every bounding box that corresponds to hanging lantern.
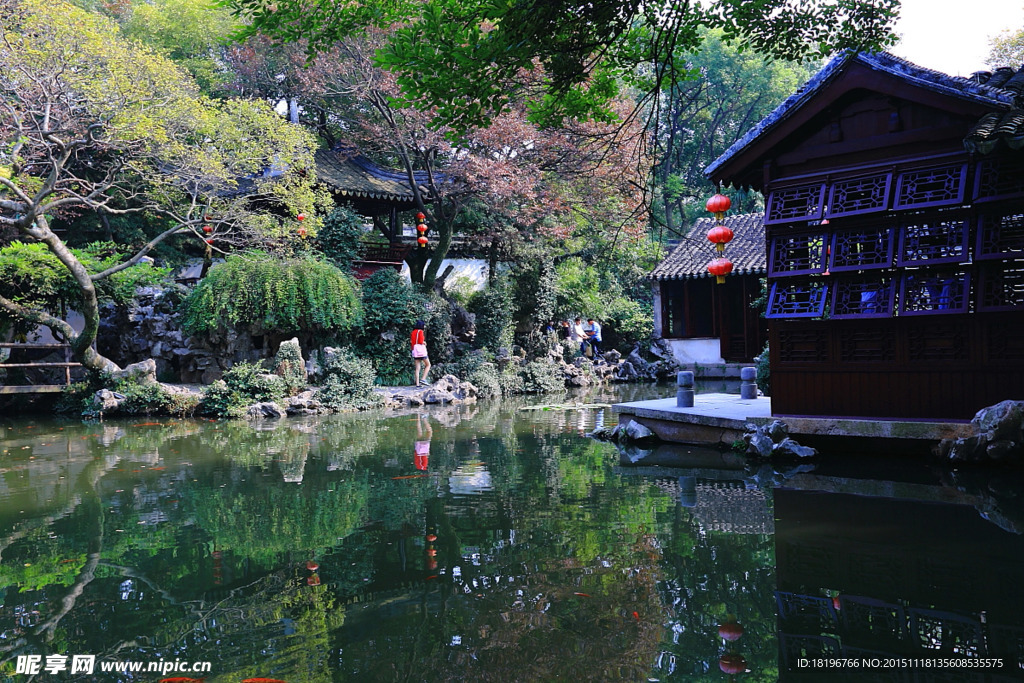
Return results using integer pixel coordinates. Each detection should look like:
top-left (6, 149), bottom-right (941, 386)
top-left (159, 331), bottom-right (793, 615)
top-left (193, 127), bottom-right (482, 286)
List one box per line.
top-left (202, 224), bottom-right (212, 234)
top-left (297, 225), bottom-right (307, 239)
top-left (719, 654), bottom-right (747, 675)
top-left (706, 193), bottom-right (732, 220)
top-left (416, 212), bottom-right (426, 221)
top-left (297, 213), bottom-right (306, 222)
top-left (205, 238), bottom-right (214, 245)
top-left (417, 235), bottom-right (428, 246)
top-left (306, 560), bottom-right (319, 572)
top-left (718, 621), bottom-right (744, 642)
top-left (707, 224), bottom-right (734, 254)
top-left (707, 257), bottom-right (733, 284)
top-left (417, 223), bottom-right (428, 234)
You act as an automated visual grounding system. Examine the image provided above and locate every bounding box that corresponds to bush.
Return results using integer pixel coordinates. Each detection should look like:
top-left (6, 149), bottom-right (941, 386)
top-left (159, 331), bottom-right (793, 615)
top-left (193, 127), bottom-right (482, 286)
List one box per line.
top-left (604, 298), bottom-right (654, 350)
top-left (180, 251), bottom-right (361, 338)
top-left (755, 342), bottom-right (771, 396)
top-left (317, 348), bottom-right (384, 411)
top-left (199, 361), bottom-right (286, 417)
top-left (467, 363), bottom-right (501, 399)
top-left (357, 268), bottom-right (421, 384)
top-left (315, 206), bottom-right (366, 270)
top-left (468, 279), bottom-right (513, 352)
top-left (518, 359), bottom-right (566, 394)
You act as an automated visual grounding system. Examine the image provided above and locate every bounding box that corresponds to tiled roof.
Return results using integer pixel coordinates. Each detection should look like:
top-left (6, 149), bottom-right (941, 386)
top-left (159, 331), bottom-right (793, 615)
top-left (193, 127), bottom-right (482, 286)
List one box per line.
top-left (706, 51), bottom-right (1017, 179)
top-left (964, 66), bottom-right (1024, 153)
top-left (649, 213), bottom-right (766, 281)
top-left (315, 148), bottom-right (431, 201)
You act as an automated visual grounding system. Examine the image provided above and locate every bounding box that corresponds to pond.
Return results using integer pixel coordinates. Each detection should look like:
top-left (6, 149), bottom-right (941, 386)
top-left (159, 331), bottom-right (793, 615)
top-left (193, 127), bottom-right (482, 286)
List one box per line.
top-left (1, 383), bottom-right (1023, 682)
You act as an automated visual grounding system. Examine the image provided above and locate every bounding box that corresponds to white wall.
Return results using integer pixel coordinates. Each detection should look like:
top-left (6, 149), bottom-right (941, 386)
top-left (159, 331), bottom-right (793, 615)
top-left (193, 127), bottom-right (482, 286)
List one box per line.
top-left (664, 337), bottom-right (725, 365)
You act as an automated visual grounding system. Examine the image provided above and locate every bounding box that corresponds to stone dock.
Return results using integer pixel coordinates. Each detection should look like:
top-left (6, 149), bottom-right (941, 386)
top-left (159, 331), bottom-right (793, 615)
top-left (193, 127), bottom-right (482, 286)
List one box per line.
top-left (612, 393), bottom-right (974, 452)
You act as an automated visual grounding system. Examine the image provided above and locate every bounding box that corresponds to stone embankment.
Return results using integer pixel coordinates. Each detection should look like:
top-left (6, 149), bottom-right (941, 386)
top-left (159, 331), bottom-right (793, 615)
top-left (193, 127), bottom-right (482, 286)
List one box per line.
top-left (937, 400), bottom-right (1024, 465)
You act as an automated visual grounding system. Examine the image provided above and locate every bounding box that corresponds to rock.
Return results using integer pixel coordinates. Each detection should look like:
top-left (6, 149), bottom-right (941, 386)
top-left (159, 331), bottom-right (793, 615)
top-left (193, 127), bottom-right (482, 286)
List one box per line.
top-left (274, 337), bottom-right (308, 383)
top-left (766, 420), bottom-right (789, 443)
top-left (109, 358), bottom-right (157, 384)
top-left (986, 439), bottom-right (1018, 461)
top-left (286, 390), bottom-right (323, 415)
top-left (246, 402), bottom-right (287, 419)
top-left (947, 435), bottom-right (988, 463)
top-left (972, 400), bottom-right (1024, 443)
top-left (602, 349), bottom-right (622, 363)
top-left (621, 419), bottom-right (657, 444)
top-left (423, 388), bottom-right (460, 405)
top-left (619, 444), bottom-right (654, 464)
top-left (588, 425), bottom-right (617, 441)
top-left (745, 432), bottom-right (775, 459)
top-left (93, 389), bottom-right (126, 414)
top-left (772, 438), bottom-right (818, 459)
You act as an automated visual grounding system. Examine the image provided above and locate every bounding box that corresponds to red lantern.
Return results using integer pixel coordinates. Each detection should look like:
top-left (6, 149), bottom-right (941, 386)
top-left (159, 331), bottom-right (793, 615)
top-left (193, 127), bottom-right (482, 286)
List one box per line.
top-left (306, 573), bottom-right (321, 586)
top-left (426, 534), bottom-right (437, 542)
top-left (719, 653), bottom-right (746, 675)
top-left (306, 560), bottom-right (319, 572)
top-left (417, 223), bottom-right (428, 233)
top-left (718, 621), bottom-right (744, 641)
top-left (416, 212), bottom-right (426, 221)
top-left (417, 235), bottom-right (428, 246)
top-left (707, 224), bottom-right (734, 254)
top-left (707, 257), bottom-right (733, 284)
top-left (297, 225), bottom-right (307, 239)
top-left (202, 224), bottom-right (212, 234)
top-left (205, 238), bottom-right (214, 245)
top-left (706, 193), bottom-right (732, 220)
top-left (297, 213), bottom-right (306, 221)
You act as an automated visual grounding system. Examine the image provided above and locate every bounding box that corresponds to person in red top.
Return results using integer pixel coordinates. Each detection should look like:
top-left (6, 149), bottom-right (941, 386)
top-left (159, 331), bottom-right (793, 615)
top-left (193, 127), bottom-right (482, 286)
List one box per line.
top-left (411, 319), bottom-right (431, 386)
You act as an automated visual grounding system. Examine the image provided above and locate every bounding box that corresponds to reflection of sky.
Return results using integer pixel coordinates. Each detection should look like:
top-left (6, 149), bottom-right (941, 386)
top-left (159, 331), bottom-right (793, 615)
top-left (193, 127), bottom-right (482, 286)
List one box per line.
top-left (448, 461), bottom-right (493, 495)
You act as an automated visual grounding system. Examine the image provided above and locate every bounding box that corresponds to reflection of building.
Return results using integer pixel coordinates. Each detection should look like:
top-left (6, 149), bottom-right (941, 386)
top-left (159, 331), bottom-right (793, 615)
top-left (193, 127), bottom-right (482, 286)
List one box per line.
top-left (651, 214), bottom-right (768, 364)
top-left (774, 488), bottom-right (1024, 679)
top-left (706, 52), bottom-right (1024, 420)
top-left (652, 478), bottom-right (774, 534)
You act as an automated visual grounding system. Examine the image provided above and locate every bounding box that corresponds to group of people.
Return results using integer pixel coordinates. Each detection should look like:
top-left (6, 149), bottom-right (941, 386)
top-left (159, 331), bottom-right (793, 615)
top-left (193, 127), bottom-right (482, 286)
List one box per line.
top-left (558, 317), bottom-right (603, 357)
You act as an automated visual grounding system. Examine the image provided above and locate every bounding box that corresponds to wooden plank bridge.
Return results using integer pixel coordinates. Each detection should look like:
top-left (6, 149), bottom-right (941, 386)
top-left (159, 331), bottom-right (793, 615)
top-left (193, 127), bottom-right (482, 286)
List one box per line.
top-left (0, 343), bottom-right (80, 395)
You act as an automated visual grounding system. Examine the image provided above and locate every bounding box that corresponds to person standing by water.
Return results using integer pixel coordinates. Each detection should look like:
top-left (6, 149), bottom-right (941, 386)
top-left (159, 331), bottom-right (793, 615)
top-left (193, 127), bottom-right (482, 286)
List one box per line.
top-left (572, 317), bottom-right (587, 355)
top-left (585, 318), bottom-right (602, 357)
top-left (411, 320), bottom-right (431, 386)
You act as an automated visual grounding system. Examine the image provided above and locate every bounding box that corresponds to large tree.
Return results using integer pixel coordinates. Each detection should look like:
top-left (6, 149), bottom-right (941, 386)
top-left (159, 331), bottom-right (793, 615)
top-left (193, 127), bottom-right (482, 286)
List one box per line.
top-left (227, 29), bottom-right (649, 288)
top-left (228, 0), bottom-right (900, 132)
top-left (0, 0), bottom-right (322, 372)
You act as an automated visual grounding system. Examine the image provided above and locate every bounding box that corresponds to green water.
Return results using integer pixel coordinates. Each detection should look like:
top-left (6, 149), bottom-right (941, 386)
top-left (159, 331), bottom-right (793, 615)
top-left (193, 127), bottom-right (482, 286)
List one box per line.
top-left (1, 384), bottom-right (1023, 682)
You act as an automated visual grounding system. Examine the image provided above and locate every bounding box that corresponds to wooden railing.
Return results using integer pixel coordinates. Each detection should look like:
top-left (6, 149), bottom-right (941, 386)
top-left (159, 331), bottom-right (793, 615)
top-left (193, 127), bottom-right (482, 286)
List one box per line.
top-left (0, 343), bottom-right (81, 394)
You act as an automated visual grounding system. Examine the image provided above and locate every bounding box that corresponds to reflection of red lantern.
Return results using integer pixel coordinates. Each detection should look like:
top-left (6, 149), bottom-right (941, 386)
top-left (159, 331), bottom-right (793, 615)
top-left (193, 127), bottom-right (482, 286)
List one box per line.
top-left (417, 235), bottom-right (428, 247)
top-left (718, 621), bottom-right (744, 641)
top-left (426, 534), bottom-right (437, 542)
top-left (307, 573), bottom-right (321, 586)
top-left (306, 560), bottom-right (319, 572)
top-left (202, 224), bottom-right (212, 234)
top-left (297, 213), bottom-right (306, 221)
top-left (297, 225), bottom-right (307, 239)
top-left (707, 257), bottom-right (733, 284)
top-left (427, 558), bottom-right (438, 570)
top-left (707, 224), bottom-right (734, 254)
top-left (706, 193), bottom-right (732, 220)
top-left (427, 548), bottom-right (437, 557)
top-left (719, 653), bottom-right (746, 675)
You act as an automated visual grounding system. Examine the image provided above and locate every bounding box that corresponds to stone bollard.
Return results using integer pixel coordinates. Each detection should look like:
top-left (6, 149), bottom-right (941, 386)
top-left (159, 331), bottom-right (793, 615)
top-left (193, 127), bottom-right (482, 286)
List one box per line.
top-left (740, 366), bottom-right (758, 400)
top-left (676, 371), bottom-right (695, 407)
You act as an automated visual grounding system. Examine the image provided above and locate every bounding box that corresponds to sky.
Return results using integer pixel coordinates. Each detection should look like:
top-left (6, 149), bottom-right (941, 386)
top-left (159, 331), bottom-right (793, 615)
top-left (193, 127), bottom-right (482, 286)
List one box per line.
top-left (890, 0), bottom-right (1024, 75)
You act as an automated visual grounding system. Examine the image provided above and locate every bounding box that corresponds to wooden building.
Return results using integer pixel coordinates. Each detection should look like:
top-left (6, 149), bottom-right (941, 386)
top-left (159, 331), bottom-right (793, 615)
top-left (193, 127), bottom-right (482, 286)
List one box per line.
top-left (315, 146), bottom-right (431, 278)
top-left (650, 213), bottom-right (767, 364)
top-left (705, 52), bottom-right (1024, 420)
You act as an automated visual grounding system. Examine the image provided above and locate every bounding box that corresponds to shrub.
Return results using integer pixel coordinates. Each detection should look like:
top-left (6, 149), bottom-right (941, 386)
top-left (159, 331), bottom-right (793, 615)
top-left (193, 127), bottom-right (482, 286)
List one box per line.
top-left (755, 342), bottom-right (771, 396)
top-left (317, 348), bottom-right (384, 411)
top-left (180, 251), bottom-right (361, 338)
top-left (467, 363), bottom-right (501, 399)
top-left (357, 268), bottom-right (421, 384)
top-left (604, 298), bottom-right (654, 350)
top-left (468, 279), bottom-right (513, 352)
top-left (518, 359), bottom-right (566, 394)
top-left (199, 361), bottom-right (286, 417)
top-left (315, 206), bottom-right (366, 270)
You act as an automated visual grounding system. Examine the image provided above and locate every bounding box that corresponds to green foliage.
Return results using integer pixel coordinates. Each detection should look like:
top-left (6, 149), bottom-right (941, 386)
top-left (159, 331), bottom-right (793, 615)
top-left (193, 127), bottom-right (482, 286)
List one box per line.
top-left (314, 206), bottom-right (366, 270)
top-left (468, 279), bottom-right (514, 352)
top-left (316, 348), bottom-right (384, 411)
top-left (467, 363), bottom-right (502, 400)
top-left (518, 359), bottom-right (566, 394)
top-left (354, 269), bottom-right (448, 383)
top-left (603, 297), bottom-right (653, 350)
top-left (510, 255), bottom-right (557, 357)
top-left (554, 257), bottom-right (602, 319)
top-left (755, 342), bottom-right (771, 397)
top-left (180, 252), bottom-right (361, 338)
top-left (199, 361), bottom-right (286, 417)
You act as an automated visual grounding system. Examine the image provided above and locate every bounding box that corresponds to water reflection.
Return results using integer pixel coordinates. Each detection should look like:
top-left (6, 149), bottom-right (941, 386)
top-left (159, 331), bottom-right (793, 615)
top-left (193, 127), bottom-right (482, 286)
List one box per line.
top-left (0, 387), bottom-right (1021, 681)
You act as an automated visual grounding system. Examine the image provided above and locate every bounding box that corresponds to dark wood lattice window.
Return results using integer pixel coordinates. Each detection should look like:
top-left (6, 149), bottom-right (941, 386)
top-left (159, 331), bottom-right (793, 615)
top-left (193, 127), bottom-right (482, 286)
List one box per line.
top-left (830, 227), bottom-right (894, 272)
top-left (766, 281), bottom-right (829, 318)
top-left (894, 164), bottom-right (967, 210)
top-left (777, 329), bottom-right (829, 362)
top-left (830, 274), bottom-right (896, 318)
top-left (826, 172), bottom-right (892, 218)
top-left (769, 232), bottom-right (828, 276)
top-left (900, 270), bottom-right (971, 315)
top-left (976, 211), bottom-right (1024, 260)
top-left (898, 217), bottom-right (969, 266)
top-left (908, 323), bottom-right (969, 361)
top-left (765, 183), bottom-right (826, 224)
top-left (839, 328), bottom-right (896, 362)
top-left (978, 262), bottom-right (1024, 311)
top-left (974, 156), bottom-right (1024, 203)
